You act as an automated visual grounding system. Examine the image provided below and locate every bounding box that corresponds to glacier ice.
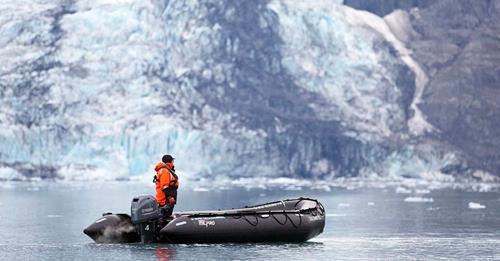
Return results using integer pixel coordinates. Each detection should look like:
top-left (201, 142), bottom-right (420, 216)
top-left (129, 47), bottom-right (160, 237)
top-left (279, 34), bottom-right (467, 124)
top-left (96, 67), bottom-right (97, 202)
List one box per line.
top-left (0, 0), bottom-right (492, 183)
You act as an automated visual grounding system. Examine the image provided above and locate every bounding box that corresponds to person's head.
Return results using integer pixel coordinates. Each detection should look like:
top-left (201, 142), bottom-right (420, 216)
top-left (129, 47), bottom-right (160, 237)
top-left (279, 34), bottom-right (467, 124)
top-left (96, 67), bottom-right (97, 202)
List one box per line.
top-left (162, 154), bottom-right (175, 164)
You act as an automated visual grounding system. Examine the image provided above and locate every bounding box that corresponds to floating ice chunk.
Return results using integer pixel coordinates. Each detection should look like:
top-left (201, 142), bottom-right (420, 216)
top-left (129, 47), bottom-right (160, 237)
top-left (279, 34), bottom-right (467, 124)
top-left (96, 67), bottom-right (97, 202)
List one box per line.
top-left (193, 187), bottom-right (209, 192)
top-left (395, 187), bottom-right (412, 194)
top-left (284, 185), bottom-right (303, 191)
top-left (404, 197), bottom-right (434, 203)
top-left (338, 203), bottom-right (350, 208)
top-left (311, 184), bottom-right (331, 191)
top-left (47, 215), bottom-right (63, 218)
top-left (367, 202), bottom-right (375, 206)
top-left (326, 213), bottom-right (347, 217)
top-left (468, 202), bottom-right (485, 209)
top-left (267, 177), bottom-right (305, 185)
top-left (415, 189), bottom-right (431, 194)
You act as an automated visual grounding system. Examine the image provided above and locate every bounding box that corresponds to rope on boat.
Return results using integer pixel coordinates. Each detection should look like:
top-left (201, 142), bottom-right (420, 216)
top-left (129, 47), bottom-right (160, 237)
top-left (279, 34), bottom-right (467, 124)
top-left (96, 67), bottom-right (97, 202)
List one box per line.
top-left (189, 198), bottom-right (323, 229)
top-left (242, 214), bottom-right (259, 226)
top-left (269, 210), bottom-right (302, 229)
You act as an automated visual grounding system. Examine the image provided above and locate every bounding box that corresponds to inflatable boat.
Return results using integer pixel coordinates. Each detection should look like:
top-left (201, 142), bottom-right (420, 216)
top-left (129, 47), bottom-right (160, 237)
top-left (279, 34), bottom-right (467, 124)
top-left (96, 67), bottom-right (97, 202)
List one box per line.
top-left (84, 196), bottom-right (325, 244)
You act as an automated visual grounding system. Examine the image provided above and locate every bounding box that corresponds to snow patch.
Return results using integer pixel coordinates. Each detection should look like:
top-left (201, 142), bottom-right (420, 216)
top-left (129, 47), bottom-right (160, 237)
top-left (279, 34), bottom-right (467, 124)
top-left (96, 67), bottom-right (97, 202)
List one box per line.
top-left (384, 10), bottom-right (417, 43)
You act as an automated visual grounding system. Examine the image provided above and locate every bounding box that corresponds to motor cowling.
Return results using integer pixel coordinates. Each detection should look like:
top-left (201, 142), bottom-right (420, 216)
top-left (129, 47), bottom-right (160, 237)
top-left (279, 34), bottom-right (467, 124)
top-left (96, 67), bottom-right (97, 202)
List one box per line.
top-left (131, 195), bottom-right (160, 243)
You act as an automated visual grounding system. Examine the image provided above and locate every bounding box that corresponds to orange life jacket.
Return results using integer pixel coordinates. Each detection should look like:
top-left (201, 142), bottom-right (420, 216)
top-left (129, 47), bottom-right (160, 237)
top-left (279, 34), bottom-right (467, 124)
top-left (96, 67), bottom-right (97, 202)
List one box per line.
top-left (154, 162), bottom-right (179, 205)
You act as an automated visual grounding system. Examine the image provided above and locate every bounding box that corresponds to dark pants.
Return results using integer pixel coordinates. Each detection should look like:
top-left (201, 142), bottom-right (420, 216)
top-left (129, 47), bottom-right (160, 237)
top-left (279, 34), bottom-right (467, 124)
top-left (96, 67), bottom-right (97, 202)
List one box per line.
top-left (160, 204), bottom-right (174, 218)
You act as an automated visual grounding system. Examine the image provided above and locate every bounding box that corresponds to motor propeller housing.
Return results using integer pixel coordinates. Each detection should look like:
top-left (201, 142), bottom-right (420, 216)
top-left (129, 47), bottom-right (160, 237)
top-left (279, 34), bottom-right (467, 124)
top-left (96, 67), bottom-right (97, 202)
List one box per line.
top-left (130, 195), bottom-right (161, 243)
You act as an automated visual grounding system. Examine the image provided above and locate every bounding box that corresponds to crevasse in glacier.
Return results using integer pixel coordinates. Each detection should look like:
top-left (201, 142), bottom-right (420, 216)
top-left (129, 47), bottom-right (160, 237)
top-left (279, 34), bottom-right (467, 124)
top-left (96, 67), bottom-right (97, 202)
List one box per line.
top-left (0, 0), bottom-right (473, 180)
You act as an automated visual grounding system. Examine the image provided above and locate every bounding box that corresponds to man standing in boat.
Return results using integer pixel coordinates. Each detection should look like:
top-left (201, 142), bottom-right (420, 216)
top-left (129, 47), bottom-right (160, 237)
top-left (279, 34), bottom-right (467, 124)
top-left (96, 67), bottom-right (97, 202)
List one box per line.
top-left (154, 154), bottom-right (179, 219)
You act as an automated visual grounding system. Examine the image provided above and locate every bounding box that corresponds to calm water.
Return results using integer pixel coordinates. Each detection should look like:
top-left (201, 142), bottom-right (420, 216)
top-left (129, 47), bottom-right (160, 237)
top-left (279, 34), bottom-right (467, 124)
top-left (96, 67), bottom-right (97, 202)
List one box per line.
top-left (0, 181), bottom-right (499, 260)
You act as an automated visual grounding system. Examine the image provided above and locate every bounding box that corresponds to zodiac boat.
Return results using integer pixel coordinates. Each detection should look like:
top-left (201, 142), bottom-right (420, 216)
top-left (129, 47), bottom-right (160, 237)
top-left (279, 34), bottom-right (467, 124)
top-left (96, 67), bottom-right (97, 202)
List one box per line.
top-left (83, 196), bottom-right (325, 244)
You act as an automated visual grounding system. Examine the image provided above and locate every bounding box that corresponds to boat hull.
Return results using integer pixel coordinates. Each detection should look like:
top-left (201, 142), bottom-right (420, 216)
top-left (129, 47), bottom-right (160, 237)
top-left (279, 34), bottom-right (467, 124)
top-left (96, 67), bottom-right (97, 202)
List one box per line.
top-left (160, 211), bottom-right (325, 243)
top-left (84, 198), bottom-right (325, 244)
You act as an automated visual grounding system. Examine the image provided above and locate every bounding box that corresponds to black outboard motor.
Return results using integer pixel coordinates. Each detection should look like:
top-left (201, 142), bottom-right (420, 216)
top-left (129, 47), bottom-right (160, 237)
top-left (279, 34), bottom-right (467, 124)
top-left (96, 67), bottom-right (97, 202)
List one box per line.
top-left (131, 195), bottom-right (160, 243)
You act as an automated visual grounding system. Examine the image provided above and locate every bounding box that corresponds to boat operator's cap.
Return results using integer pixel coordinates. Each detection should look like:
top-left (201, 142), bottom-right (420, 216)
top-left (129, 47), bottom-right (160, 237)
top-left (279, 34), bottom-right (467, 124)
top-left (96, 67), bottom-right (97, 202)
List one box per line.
top-left (162, 154), bottom-right (175, 163)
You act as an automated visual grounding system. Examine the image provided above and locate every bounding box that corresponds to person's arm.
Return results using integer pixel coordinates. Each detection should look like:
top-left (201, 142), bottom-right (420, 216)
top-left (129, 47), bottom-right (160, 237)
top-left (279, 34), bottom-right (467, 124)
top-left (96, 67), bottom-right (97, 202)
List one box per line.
top-left (159, 169), bottom-right (171, 190)
top-left (160, 170), bottom-right (176, 204)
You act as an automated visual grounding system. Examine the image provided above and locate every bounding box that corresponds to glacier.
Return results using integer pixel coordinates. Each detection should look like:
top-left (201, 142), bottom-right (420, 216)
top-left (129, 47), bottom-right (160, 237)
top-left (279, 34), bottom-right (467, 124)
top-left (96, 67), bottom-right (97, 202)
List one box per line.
top-left (0, 0), bottom-right (497, 182)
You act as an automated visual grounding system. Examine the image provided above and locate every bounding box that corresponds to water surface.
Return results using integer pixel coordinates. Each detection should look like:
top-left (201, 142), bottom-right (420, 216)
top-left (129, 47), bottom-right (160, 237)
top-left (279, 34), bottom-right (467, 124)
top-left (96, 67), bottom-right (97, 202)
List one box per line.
top-left (0, 182), bottom-right (499, 260)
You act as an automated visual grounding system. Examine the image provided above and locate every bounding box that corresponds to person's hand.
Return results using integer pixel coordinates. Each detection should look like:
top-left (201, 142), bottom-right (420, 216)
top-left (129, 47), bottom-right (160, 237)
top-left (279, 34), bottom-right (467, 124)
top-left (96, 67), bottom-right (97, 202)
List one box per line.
top-left (168, 197), bottom-right (176, 205)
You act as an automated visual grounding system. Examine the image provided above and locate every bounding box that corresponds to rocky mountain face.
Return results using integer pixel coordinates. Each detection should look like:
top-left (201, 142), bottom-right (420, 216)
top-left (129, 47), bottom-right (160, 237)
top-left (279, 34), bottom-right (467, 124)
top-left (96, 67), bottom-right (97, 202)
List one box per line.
top-left (0, 0), bottom-right (497, 180)
top-left (344, 0), bottom-right (434, 16)
top-left (344, 0), bottom-right (500, 177)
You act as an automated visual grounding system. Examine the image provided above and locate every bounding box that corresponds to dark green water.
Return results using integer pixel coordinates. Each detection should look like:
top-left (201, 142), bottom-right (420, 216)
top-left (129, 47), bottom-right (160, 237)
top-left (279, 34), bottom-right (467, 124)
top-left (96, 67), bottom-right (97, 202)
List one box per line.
top-left (0, 182), bottom-right (499, 260)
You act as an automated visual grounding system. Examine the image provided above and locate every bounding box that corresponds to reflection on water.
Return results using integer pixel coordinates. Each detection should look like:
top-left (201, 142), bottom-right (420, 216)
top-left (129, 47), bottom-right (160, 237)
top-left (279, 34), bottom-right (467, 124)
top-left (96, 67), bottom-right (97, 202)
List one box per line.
top-left (156, 247), bottom-right (175, 261)
top-left (0, 182), bottom-right (499, 260)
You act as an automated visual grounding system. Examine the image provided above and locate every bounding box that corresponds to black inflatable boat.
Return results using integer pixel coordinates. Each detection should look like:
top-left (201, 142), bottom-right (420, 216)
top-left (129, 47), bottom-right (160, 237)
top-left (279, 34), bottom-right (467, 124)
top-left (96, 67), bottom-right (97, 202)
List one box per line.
top-left (84, 196), bottom-right (325, 244)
